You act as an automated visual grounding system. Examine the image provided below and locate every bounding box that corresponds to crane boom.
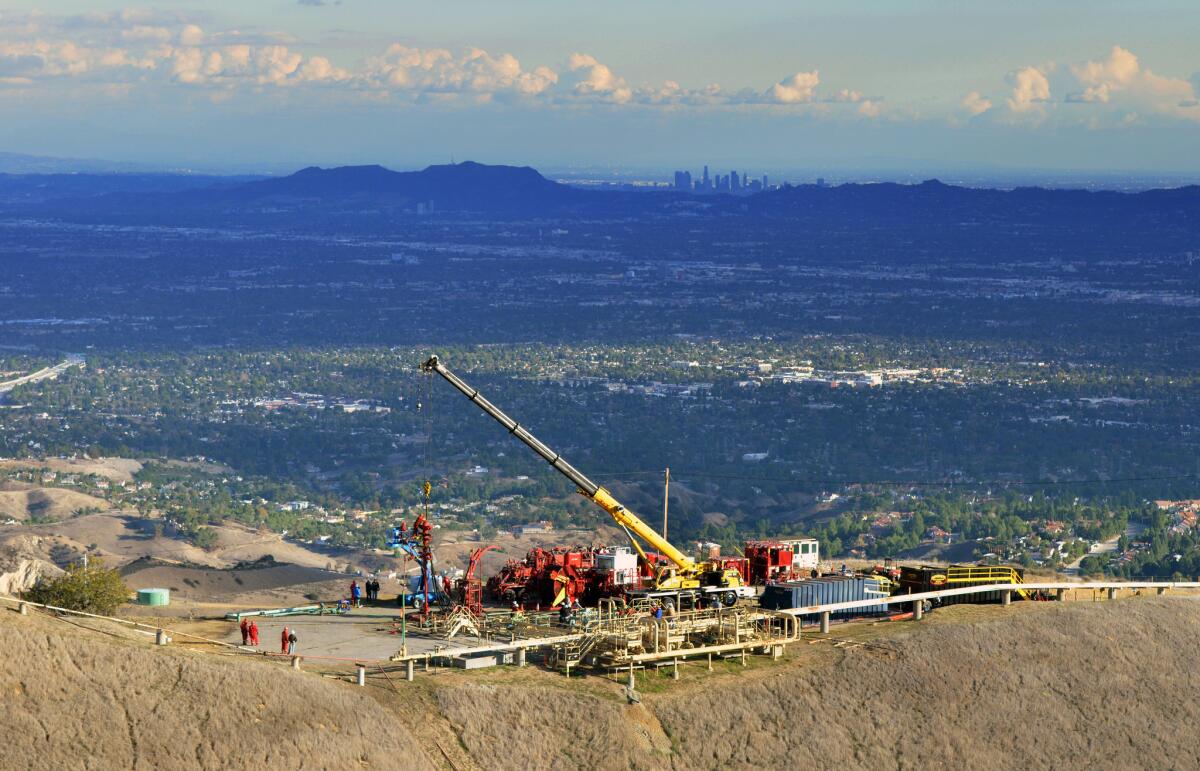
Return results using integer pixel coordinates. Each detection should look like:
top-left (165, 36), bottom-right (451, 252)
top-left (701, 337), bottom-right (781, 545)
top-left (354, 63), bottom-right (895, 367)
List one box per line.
top-left (420, 355), bottom-right (696, 571)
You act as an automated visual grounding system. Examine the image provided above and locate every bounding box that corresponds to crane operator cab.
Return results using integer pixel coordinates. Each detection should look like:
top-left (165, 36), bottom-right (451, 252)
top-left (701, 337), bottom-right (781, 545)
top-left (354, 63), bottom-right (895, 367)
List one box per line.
top-left (700, 567), bottom-right (747, 605)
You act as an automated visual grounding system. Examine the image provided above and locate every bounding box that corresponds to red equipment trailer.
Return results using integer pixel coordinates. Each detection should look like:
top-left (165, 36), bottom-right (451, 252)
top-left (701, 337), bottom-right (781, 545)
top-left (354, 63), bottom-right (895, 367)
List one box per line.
top-left (744, 541), bottom-right (803, 584)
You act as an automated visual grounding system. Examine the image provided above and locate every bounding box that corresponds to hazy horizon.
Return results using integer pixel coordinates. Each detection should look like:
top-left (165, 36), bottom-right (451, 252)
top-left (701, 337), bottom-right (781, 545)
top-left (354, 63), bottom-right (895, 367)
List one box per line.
top-left (3, 148), bottom-right (1198, 192)
top-left (2, 3), bottom-right (1199, 176)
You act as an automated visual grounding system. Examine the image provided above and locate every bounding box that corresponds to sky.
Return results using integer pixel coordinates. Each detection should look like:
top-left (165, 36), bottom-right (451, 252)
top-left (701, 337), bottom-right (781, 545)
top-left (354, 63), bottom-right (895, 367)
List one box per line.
top-left (1, 2), bottom-right (1199, 177)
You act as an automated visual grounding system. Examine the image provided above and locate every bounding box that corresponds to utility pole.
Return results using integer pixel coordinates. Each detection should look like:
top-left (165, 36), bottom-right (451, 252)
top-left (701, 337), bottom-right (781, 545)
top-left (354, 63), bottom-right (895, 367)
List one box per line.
top-left (662, 467), bottom-right (670, 540)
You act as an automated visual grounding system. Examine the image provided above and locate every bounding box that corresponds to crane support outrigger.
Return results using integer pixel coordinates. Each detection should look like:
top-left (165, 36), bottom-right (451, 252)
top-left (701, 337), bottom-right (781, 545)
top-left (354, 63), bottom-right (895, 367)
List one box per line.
top-left (420, 355), bottom-right (750, 606)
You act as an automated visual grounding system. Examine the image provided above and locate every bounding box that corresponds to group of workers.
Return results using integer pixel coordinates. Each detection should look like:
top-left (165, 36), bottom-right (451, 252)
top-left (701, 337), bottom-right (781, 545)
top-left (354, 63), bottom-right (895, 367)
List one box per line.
top-left (281, 626), bottom-right (298, 654)
top-left (239, 617), bottom-right (298, 654)
top-left (350, 578), bottom-right (383, 607)
top-left (238, 617), bottom-right (260, 646)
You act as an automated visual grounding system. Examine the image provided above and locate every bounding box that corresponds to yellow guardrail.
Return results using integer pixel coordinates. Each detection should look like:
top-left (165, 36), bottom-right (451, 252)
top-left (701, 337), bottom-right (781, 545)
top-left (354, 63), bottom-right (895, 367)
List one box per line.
top-left (941, 566), bottom-right (1030, 599)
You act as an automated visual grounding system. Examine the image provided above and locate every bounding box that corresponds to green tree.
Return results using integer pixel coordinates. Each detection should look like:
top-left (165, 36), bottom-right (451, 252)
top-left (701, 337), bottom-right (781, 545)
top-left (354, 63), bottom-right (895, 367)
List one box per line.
top-left (190, 526), bottom-right (220, 550)
top-left (26, 560), bottom-right (130, 615)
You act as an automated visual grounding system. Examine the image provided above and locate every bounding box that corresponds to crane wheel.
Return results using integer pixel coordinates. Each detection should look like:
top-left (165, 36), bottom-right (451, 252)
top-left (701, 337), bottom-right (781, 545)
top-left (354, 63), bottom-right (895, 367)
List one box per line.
top-left (722, 592), bottom-right (737, 607)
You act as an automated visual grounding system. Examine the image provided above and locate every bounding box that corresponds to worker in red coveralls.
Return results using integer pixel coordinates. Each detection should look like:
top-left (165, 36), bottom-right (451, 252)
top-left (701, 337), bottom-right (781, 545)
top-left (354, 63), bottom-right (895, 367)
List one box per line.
top-left (239, 617), bottom-right (250, 645)
top-left (442, 575), bottom-right (451, 599)
top-left (248, 619), bottom-right (259, 647)
top-left (281, 626), bottom-right (290, 654)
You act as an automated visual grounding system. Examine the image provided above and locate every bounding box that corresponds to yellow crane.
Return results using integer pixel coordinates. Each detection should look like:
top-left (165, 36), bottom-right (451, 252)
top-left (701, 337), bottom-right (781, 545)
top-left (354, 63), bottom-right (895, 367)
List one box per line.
top-left (420, 355), bottom-right (748, 604)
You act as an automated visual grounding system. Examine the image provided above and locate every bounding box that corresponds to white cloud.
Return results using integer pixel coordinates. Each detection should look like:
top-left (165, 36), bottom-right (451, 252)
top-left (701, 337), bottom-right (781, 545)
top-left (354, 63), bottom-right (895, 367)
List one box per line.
top-left (121, 26), bottom-right (172, 43)
top-left (1067, 45), bottom-right (1197, 119)
top-left (363, 44), bottom-right (557, 97)
top-left (961, 91), bottom-right (992, 117)
top-left (178, 24), bottom-right (204, 47)
top-left (768, 71), bottom-right (819, 104)
top-left (971, 46), bottom-right (1200, 125)
top-left (0, 11), bottom-right (873, 116)
top-left (857, 99), bottom-right (881, 118)
top-left (1006, 66), bottom-right (1050, 112)
top-left (564, 53), bottom-right (632, 103)
top-left (828, 88), bottom-right (864, 103)
top-left (297, 55), bottom-right (350, 83)
top-left (1072, 45), bottom-right (1139, 91)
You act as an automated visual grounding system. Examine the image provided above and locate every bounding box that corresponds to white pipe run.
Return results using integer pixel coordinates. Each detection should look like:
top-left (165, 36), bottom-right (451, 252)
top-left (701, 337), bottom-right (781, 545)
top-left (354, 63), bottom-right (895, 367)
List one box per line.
top-left (777, 580), bottom-right (1200, 618)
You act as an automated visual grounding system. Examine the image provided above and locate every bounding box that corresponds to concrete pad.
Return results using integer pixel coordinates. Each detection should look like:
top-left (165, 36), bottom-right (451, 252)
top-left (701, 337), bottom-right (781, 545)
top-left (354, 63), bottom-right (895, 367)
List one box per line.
top-left (223, 605), bottom-right (490, 661)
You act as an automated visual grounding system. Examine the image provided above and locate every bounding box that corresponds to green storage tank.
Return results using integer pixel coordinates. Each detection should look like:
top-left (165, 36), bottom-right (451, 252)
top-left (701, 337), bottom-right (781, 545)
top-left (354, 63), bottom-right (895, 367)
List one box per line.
top-left (137, 588), bottom-right (170, 607)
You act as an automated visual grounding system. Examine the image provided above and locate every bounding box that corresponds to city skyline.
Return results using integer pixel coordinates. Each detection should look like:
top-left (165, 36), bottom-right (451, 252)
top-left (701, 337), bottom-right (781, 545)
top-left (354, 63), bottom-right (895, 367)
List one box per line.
top-left (1, 3), bottom-right (1199, 174)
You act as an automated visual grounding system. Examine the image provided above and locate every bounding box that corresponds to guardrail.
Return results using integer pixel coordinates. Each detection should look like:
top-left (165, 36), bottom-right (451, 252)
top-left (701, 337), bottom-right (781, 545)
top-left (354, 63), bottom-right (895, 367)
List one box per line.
top-left (778, 580), bottom-right (1200, 617)
top-left (0, 593), bottom-right (241, 648)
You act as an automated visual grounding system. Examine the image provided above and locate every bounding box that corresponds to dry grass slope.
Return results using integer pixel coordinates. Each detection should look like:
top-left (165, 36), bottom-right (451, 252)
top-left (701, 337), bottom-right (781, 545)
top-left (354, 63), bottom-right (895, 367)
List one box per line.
top-left (428, 599), bottom-right (1200, 770)
top-left (437, 684), bottom-right (671, 771)
top-left (5, 594), bottom-right (1198, 770)
top-left (0, 457), bottom-right (144, 484)
top-left (653, 599), bottom-right (1200, 770)
top-left (0, 610), bottom-right (435, 771)
top-left (120, 558), bottom-right (351, 600)
top-left (0, 485), bottom-right (111, 522)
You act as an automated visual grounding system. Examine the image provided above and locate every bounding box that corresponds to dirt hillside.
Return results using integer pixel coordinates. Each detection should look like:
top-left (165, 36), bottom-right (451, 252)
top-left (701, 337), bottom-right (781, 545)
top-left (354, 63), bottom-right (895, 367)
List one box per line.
top-left (120, 557), bottom-right (353, 601)
top-left (5, 597), bottom-right (1200, 770)
top-left (0, 609), bottom-right (435, 770)
top-left (6, 511), bottom-right (354, 571)
top-left (651, 598), bottom-right (1200, 769)
top-left (0, 457), bottom-right (143, 483)
top-left (0, 484), bottom-right (112, 522)
top-left (431, 598), bottom-right (1200, 770)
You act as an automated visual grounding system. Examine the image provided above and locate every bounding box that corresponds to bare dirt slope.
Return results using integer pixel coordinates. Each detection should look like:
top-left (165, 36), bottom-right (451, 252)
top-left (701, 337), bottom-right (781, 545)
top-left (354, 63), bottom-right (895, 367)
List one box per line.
top-left (7, 511), bottom-right (353, 570)
top-left (432, 599), bottom-right (1200, 770)
top-left (437, 683), bottom-right (672, 771)
top-left (0, 609), bottom-right (435, 771)
top-left (6, 597), bottom-right (1199, 770)
top-left (4, 512), bottom-right (223, 568)
top-left (0, 482), bottom-right (112, 521)
top-left (120, 557), bottom-right (353, 601)
top-left (652, 599), bottom-right (1200, 769)
top-left (0, 457), bottom-right (143, 483)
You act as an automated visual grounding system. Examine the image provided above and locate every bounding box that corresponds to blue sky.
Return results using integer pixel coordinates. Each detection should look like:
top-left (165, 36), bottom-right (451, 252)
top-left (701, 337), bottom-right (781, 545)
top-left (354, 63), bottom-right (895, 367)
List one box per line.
top-left (1, 2), bottom-right (1198, 176)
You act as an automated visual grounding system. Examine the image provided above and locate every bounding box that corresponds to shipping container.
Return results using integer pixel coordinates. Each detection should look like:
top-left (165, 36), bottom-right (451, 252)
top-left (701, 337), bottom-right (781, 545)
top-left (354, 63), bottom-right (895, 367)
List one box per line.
top-left (898, 564), bottom-right (1025, 606)
top-left (759, 575), bottom-right (889, 617)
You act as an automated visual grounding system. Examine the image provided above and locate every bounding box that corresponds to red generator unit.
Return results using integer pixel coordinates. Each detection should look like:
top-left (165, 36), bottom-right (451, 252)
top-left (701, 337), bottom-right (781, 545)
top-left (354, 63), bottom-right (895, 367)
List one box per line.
top-left (744, 541), bottom-right (799, 584)
top-left (485, 545), bottom-right (601, 607)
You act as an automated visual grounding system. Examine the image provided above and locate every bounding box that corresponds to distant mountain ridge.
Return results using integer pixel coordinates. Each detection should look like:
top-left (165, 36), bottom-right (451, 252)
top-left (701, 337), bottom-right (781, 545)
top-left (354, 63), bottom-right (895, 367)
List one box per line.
top-left (224, 161), bottom-right (582, 212)
top-left (205, 162), bottom-right (1200, 222)
top-left (8, 160), bottom-right (1200, 228)
top-left (747, 176), bottom-right (1200, 230)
